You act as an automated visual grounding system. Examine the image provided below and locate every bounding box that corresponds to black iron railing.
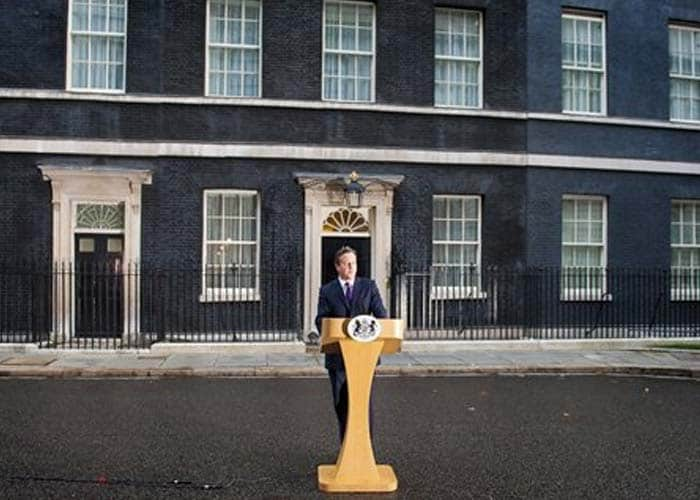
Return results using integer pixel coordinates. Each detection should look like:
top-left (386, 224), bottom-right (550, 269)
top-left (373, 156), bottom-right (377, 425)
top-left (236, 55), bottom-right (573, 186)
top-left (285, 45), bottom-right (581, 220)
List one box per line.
top-left (391, 267), bottom-right (700, 340)
top-left (1, 263), bottom-right (699, 348)
top-left (0, 261), bottom-right (302, 349)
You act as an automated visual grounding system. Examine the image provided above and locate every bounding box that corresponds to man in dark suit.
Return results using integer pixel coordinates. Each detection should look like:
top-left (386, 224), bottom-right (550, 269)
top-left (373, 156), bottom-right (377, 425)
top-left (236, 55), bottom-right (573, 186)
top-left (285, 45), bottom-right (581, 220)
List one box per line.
top-left (315, 245), bottom-right (387, 442)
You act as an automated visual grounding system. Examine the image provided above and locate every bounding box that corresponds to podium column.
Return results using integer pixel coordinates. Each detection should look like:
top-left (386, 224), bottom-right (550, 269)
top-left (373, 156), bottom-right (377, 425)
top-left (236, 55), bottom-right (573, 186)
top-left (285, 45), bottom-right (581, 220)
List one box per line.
top-left (317, 339), bottom-right (397, 492)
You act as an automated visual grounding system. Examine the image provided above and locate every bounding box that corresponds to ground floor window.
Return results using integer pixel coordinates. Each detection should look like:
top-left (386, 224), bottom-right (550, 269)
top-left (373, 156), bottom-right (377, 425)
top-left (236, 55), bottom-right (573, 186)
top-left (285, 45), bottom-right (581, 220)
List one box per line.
top-left (671, 199), bottom-right (700, 300)
top-left (202, 189), bottom-right (260, 301)
top-left (561, 195), bottom-right (607, 300)
top-left (431, 195), bottom-right (482, 298)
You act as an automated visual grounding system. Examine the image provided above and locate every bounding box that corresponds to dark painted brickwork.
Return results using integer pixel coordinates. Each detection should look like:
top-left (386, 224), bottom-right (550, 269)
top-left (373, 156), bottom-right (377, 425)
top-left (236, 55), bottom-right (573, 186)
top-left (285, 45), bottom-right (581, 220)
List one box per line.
top-left (527, 0), bottom-right (700, 119)
top-left (527, 120), bottom-right (700, 163)
top-left (0, 156), bottom-right (52, 262)
top-left (161, 0), bottom-right (206, 96)
top-left (0, 0), bottom-right (67, 89)
top-left (126, 0), bottom-right (163, 94)
top-left (526, 167), bottom-right (700, 268)
top-left (0, 100), bottom-right (527, 151)
top-left (262, 0), bottom-right (322, 101)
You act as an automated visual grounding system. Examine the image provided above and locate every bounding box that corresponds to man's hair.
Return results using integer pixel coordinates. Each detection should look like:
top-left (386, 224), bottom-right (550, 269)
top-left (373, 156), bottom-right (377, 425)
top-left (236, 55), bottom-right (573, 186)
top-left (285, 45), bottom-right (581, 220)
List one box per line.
top-left (334, 246), bottom-right (357, 265)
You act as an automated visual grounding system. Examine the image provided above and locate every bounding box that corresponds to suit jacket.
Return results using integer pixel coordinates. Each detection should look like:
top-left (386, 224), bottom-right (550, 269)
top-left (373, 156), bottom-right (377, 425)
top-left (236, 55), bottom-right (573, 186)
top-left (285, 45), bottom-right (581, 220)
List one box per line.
top-left (315, 276), bottom-right (388, 370)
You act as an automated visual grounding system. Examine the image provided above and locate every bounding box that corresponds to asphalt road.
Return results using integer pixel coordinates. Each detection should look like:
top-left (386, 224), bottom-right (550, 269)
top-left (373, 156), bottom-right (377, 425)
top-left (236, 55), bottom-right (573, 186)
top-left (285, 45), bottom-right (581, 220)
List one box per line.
top-left (0, 375), bottom-right (698, 499)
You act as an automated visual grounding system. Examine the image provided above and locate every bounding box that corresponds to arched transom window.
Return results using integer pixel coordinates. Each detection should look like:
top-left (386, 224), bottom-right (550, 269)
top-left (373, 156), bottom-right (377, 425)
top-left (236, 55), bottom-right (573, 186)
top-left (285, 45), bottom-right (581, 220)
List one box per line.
top-left (322, 207), bottom-right (369, 233)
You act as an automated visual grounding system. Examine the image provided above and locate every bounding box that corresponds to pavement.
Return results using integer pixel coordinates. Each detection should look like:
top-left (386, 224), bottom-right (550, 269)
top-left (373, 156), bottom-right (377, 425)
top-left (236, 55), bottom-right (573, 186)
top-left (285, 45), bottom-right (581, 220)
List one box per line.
top-left (0, 338), bottom-right (699, 379)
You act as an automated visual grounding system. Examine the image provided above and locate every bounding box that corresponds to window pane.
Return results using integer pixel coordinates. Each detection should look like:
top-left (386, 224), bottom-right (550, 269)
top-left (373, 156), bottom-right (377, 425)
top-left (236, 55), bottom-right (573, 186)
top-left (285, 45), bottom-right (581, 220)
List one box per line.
top-left (208, 217), bottom-right (222, 240)
top-left (224, 218), bottom-right (236, 240)
top-left (433, 197), bottom-right (447, 218)
top-left (109, 5), bottom-right (125, 33)
top-left (465, 198), bottom-right (478, 218)
top-left (448, 198), bottom-right (463, 218)
top-left (358, 28), bottom-right (372, 52)
top-left (433, 220), bottom-right (447, 240)
top-left (357, 78), bottom-right (370, 100)
top-left (435, 33), bottom-right (449, 56)
top-left (326, 3), bottom-right (339, 24)
top-left (91, 3), bottom-right (108, 32)
top-left (242, 219), bottom-right (256, 240)
top-left (341, 27), bottom-right (355, 50)
top-left (340, 4), bottom-right (355, 26)
top-left (73, 2), bottom-right (89, 31)
top-left (241, 195), bottom-right (256, 216)
top-left (449, 221), bottom-right (463, 241)
top-left (464, 221), bottom-right (478, 241)
top-left (244, 20), bottom-right (258, 45)
top-left (223, 194), bottom-right (239, 216)
top-left (357, 56), bottom-right (371, 77)
top-left (326, 26), bottom-right (339, 50)
top-left (562, 221), bottom-right (574, 243)
top-left (358, 5), bottom-right (372, 27)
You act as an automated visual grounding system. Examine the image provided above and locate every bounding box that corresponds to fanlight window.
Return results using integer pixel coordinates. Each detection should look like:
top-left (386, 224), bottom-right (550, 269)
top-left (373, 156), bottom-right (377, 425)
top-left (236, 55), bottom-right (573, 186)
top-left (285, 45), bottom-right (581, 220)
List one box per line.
top-left (323, 208), bottom-right (369, 233)
top-left (76, 203), bottom-right (125, 230)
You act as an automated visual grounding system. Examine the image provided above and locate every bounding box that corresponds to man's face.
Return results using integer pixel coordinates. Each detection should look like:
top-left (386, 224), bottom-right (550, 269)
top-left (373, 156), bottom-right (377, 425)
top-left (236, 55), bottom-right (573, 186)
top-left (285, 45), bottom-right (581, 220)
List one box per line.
top-left (335, 252), bottom-right (357, 282)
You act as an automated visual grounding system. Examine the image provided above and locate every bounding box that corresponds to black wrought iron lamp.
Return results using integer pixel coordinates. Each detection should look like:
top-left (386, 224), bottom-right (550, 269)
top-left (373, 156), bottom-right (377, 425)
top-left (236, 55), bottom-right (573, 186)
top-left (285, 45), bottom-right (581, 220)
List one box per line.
top-left (344, 171), bottom-right (364, 208)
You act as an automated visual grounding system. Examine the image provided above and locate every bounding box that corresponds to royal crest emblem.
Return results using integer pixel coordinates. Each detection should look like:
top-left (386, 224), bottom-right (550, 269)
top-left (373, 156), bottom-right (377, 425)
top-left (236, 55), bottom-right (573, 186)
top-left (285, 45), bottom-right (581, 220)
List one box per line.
top-left (346, 315), bottom-right (382, 343)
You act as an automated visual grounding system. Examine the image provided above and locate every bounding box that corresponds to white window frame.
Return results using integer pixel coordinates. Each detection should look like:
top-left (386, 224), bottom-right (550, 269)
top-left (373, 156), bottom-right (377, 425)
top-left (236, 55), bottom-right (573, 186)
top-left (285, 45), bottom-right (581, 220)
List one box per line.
top-left (431, 195), bottom-right (484, 300)
top-left (561, 194), bottom-right (609, 301)
top-left (669, 24), bottom-right (700, 124)
top-left (66, 0), bottom-right (128, 93)
top-left (201, 189), bottom-right (261, 302)
top-left (561, 11), bottom-right (607, 116)
top-left (205, 0), bottom-right (263, 98)
top-left (434, 8), bottom-right (483, 109)
top-left (321, 0), bottom-right (376, 103)
top-left (671, 199), bottom-right (700, 301)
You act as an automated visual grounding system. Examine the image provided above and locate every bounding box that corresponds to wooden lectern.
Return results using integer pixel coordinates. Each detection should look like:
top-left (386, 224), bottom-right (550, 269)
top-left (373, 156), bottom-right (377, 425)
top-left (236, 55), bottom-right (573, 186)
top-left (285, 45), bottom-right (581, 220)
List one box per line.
top-left (317, 317), bottom-right (404, 493)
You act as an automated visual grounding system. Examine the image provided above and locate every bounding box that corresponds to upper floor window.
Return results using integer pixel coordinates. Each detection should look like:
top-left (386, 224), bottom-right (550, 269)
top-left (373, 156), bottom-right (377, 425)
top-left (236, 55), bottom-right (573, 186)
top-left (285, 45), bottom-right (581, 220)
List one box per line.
top-left (669, 25), bottom-right (700, 122)
top-left (207, 0), bottom-right (262, 97)
top-left (671, 200), bottom-right (700, 300)
top-left (432, 195), bottom-right (482, 298)
top-left (434, 9), bottom-right (482, 108)
top-left (562, 12), bottom-right (606, 115)
top-left (322, 0), bottom-right (374, 102)
top-left (67, 0), bottom-right (127, 92)
top-left (561, 195), bottom-right (607, 300)
top-left (202, 190), bottom-right (260, 301)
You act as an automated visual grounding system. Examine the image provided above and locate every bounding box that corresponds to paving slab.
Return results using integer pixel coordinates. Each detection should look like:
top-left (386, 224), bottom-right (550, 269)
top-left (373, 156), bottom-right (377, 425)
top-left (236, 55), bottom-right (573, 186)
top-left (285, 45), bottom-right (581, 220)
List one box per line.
top-left (97, 356), bottom-right (166, 369)
top-left (449, 350), bottom-right (513, 366)
top-left (667, 351), bottom-right (700, 362)
top-left (50, 357), bottom-right (101, 368)
top-left (0, 356), bottom-right (57, 366)
top-left (380, 353), bottom-right (417, 366)
top-left (265, 353), bottom-right (320, 367)
top-left (409, 353), bottom-right (465, 365)
top-left (214, 354), bottom-right (267, 367)
top-left (159, 354), bottom-right (218, 369)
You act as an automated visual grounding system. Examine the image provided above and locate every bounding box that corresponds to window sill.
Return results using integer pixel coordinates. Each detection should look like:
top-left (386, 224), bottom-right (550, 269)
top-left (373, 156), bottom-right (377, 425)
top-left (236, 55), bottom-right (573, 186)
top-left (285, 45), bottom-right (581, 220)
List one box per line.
top-left (66, 87), bottom-right (126, 95)
top-left (434, 103), bottom-right (483, 110)
top-left (560, 291), bottom-right (612, 302)
top-left (670, 117), bottom-right (700, 125)
top-left (199, 291), bottom-right (261, 303)
top-left (670, 291), bottom-right (700, 302)
top-left (561, 109), bottom-right (607, 117)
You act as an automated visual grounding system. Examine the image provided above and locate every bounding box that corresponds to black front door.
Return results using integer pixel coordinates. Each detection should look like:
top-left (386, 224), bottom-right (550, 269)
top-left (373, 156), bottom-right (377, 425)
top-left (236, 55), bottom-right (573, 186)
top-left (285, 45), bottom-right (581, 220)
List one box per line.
top-left (75, 234), bottom-right (124, 338)
top-left (321, 237), bottom-right (371, 286)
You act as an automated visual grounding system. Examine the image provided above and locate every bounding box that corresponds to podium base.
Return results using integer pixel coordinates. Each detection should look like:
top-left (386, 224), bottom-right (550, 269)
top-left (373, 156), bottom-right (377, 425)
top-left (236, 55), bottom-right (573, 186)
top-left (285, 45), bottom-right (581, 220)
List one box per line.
top-left (317, 464), bottom-right (398, 493)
